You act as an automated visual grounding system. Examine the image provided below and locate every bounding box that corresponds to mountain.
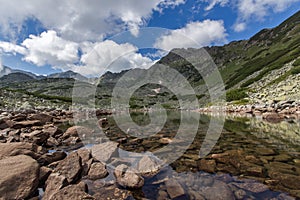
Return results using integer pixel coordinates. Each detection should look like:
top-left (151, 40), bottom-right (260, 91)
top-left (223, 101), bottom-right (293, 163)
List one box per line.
top-left (48, 70), bottom-right (88, 82)
top-left (0, 10), bottom-right (300, 110)
top-left (0, 65), bottom-right (44, 79)
top-left (151, 10), bottom-right (300, 104)
top-left (0, 72), bottom-right (35, 84)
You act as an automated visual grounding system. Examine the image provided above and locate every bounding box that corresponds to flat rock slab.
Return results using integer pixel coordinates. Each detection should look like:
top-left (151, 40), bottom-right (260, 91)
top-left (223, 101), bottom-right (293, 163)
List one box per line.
top-left (0, 142), bottom-right (36, 160)
top-left (91, 141), bottom-right (119, 163)
top-left (0, 155), bottom-right (39, 199)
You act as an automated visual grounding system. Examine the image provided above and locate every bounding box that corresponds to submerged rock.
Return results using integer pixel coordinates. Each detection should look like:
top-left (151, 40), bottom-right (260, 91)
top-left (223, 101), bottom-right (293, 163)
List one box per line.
top-left (165, 179), bottom-right (186, 199)
top-left (91, 141), bottom-right (119, 163)
top-left (114, 164), bottom-right (144, 189)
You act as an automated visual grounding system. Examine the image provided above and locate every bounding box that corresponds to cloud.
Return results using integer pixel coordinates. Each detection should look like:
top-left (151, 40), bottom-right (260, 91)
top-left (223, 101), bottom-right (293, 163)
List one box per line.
top-left (154, 20), bottom-right (227, 51)
top-left (0, 0), bottom-right (186, 42)
top-left (233, 22), bottom-right (246, 32)
top-left (201, 0), bottom-right (300, 32)
top-left (76, 40), bottom-right (155, 75)
top-left (0, 31), bottom-right (155, 76)
top-left (0, 41), bottom-right (27, 55)
top-left (237, 0), bottom-right (300, 20)
top-left (21, 30), bottom-right (79, 66)
top-left (202, 0), bottom-right (229, 11)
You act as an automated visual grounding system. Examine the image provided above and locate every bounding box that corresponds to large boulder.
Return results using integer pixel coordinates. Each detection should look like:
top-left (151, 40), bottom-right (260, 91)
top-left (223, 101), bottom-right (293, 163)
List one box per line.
top-left (0, 142), bottom-right (38, 160)
top-left (55, 152), bottom-right (82, 183)
top-left (0, 155), bottom-right (39, 199)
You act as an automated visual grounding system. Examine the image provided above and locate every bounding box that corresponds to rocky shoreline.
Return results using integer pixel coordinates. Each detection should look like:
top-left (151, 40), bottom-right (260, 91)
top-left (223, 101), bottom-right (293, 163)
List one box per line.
top-left (199, 100), bottom-right (300, 123)
top-left (0, 109), bottom-right (300, 199)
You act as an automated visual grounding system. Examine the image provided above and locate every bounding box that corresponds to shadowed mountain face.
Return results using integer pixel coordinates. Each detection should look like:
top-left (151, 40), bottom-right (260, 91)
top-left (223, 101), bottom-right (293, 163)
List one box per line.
top-left (0, 72), bottom-right (35, 84)
top-left (48, 70), bottom-right (88, 82)
top-left (0, 11), bottom-right (300, 109)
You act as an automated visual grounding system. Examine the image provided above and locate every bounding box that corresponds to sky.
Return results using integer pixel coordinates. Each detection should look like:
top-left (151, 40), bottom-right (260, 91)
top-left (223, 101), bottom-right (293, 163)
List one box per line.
top-left (0, 0), bottom-right (299, 77)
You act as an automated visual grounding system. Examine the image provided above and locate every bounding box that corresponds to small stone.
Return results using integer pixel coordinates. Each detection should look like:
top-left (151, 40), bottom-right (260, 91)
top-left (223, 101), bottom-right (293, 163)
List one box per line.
top-left (246, 166), bottom-right (264, 177)
top-left (87, 162), bottom-right (108, 180)
top-left (234, 189), bottom-right (247, 200)
top-left (114, 164), bottom-right (144, 189)
top-left (198, 159), bottom-right (216, 173)
top-left (256, 148), bottom-right (277, 156)
top-left (137, 154), bottom-right (162, 177)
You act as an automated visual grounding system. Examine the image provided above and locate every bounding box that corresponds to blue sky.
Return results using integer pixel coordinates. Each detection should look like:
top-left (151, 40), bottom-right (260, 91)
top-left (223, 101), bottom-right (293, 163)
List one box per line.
top-left (0, 0), bottom-right (299, 76)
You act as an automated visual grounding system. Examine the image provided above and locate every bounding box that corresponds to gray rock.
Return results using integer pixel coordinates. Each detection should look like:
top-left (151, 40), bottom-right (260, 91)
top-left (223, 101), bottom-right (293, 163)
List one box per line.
top-left (87, 162), bottom-right (108, 180)
top-left (231, 182), bottom-right (269, 193)
top-left (165, 179), bottom-right (186, 199)
top-left (114, 164), bottom-right (144, 189)
top-left (91, 141), bottom-right (119, 163)
top-left (200, 180), bottom-right (235, 200)
top-left (137, 154), bottom-right (162, 177)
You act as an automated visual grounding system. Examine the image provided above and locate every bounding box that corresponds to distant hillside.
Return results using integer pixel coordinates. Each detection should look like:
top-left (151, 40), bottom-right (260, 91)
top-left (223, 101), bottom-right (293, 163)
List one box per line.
top-left (152, 10), bottom-right (300, 104)
top-left (48, 70), bottom-right (88, 82)
top-left (0, 65), bottom-right (44, 79)
top-left (0, 72), bottom-right (35, 84)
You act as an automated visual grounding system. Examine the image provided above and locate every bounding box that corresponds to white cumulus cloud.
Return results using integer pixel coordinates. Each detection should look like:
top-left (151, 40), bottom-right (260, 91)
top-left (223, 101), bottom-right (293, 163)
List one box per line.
top-left (76, 40), bottom-right (155, 75)
top-left (0, 31), bottom-right (155, 76)
top-left (21, 30), bottom-right (79, 66)
top-left (154, 20), bottom-right (227, 51)
top-left (0, 0), bottom-right (186, 42)
top-left (201, 0), bottom-right (300, 32)
top-left (0, 41), bottom-right (27, 55)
